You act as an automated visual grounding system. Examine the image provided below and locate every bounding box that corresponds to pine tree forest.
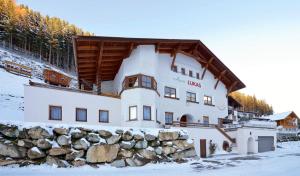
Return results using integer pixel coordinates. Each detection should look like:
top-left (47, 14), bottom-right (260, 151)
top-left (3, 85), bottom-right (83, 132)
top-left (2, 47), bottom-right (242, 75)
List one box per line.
top-left (0, 0), bottom-right (92, 71)
top-left (230, 91), bottom-right (273, 116)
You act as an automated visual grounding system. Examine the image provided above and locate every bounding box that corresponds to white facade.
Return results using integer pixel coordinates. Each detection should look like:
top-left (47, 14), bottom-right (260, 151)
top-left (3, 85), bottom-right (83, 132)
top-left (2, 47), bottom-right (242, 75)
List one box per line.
top-left (25, 45), bottom-right (228, 127)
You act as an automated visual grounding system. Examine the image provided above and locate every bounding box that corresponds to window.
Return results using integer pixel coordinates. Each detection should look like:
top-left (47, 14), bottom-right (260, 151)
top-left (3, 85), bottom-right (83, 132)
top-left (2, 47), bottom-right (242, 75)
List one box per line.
top-left (141, 75), bottom-right (152, 88)
top-left (165, 112), bottom-right (173, 125)
top-left (164, 86), bottom-right (177, 98)
top-left (127, 76), bottom-right (139, 88)
top-left (196, 73), bottom-right (200, 79)
top-left (189, 70), bottom-right (193, 77)
top-left (143, 106), bottom-right (151, 120)
top-left (129, 106), bottom-right (137, 120)
top-left (76, 108), bottom-right (87, 122)
top-left (203, 116), bottom-right (209, 125)
top-left (99, 110), bottom-right (109, 123)
top-left (181, 68), bottom-right (185, 75)
top-left (204, 95), bottom-right (213, 105)
top-left (186, 92), bottom-right (197, 102)
top-left (172, 65), bottom-right (177, 72)
top-left (49, 106), bottom-right (62, 120)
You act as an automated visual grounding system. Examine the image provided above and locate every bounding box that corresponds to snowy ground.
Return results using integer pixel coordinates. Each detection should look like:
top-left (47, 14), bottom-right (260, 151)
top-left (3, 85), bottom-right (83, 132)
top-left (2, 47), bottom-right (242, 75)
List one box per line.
top-left (0, 141), bottom-right (299, 176)
top-left (0, 47), bottom-right (76, 121)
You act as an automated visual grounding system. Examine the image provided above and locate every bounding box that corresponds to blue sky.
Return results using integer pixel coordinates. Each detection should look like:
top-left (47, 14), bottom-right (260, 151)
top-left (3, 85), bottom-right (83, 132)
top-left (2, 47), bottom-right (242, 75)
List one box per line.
top-left (17, 0), bottom-right (300, 115)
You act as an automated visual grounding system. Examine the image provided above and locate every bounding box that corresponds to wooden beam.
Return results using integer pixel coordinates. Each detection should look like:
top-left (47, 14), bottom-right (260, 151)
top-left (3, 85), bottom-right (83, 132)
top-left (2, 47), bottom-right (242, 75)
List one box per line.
top-left (171, 49), bottom-right (177, 69)
top-left (177, 50), bottom-right (207, 64)
top-left (214, 70), bottom-right (227, 89)
top-left (227, 81), bottom-right (238, 95)
top-left (77, 53), bottom-right (97, 58)
top-left (201, 57), bottom-right (214, 80)
top-left (96, 42), bottom-right (104, 85)
top-left (78, 45), bottom-right (98, 51)
top-left (155, 43), bottom-right (160, 53)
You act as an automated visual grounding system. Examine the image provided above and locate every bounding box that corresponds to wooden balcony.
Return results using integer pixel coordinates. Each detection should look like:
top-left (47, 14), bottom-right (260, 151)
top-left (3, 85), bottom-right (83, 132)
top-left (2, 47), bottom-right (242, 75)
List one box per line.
top-left (172, 121), bottom-right (215, 128)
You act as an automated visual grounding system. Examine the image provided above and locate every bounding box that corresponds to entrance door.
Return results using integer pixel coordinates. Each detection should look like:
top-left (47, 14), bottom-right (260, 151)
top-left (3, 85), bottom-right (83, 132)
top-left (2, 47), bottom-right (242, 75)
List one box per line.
top-left (180, 115), bottom-right (187, 127)
top-left (258, 136), bottom-right (274, 153)
top-left (200, 139), bottom-right (206, 158)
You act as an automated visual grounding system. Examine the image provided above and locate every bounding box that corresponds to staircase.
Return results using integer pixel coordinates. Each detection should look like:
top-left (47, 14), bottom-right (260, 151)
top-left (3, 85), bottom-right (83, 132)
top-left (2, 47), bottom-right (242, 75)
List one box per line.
top-left (214, 125), bottom-right (236, 143)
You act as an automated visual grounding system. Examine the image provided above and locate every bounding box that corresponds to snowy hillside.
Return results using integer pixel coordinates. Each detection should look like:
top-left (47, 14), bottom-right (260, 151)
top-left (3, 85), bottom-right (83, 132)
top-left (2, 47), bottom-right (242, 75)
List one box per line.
top-left (0, 47), bottom-right (77, 121)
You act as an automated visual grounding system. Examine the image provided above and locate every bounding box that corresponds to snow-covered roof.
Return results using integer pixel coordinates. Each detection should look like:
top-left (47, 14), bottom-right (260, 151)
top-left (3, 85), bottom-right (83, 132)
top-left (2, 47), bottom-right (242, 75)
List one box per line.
top-left (262, 111), bottom-right (298, 121)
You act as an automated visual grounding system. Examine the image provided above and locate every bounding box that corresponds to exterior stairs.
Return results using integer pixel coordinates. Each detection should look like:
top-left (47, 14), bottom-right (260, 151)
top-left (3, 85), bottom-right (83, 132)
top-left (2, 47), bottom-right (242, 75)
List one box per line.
top-left (214, 125), bottom-right (236, 144)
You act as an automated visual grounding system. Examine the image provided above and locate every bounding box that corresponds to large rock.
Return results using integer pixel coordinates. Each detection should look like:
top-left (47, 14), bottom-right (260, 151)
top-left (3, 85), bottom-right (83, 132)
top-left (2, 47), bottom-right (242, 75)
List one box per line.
top-left (145, 134), bottom-right (156, 141)
top-left (57, 135), bottom-right (71, 146)
top-left (53, 128), bottom-right (69, 135)
top-left (86, 144), bottom-right (119, 163)
top-left (162, 146), bottom-right (177, 155)
top-left (158, 131), bottom-right (179, 141)
top-left (65, 150), bottom-right (85, 161)
top-left (133, 134), bottom-right (144, 141)
top-left (27, 147), bottom-right (46, 159)
top-left (106, 135), bottom-right (121, 145)
top-left (46, 156), bottom-right (68, 168)
top-left (73, 138), bottom-right (90, 150)
top-left (28, 126), bottom-right (51, 139)
top-left (49, 147), bottom-right (71, 156)
top-left (86, 133), bottom-right (100, 143)
top-left (138, 149), bottom-right (157, 160)
top-left (72, 158), bottom-right (86, 167)
top-left (130, 154), bottom-right (150, 166)
top-left (71, 129), bottom-right (86, 139)
top-left (115, 129), bottom-right (124, 135)
top-left (172, 140), bottom-right (194, 150)
top-left (122, 131), bottom-right (133, 141)
top-left (0, 125), bottom-right (19, 138)
top-left (154, 147), bottom-right (163, 155)
top-left (120, 140), bottom-right (135, 149)
top-left (162, 141), bottom-right (173, 147)
top-left (178, 132), bottom-right (189, 140)
top-left (17, 139), bottom-right (34, 148)
top-left (118, 149), bottom-right (134, 158)
top-left (171, 148), bottom-right (197, 160)
top-left (37, 139), bottom-right (52, 150)
top-left (0, 142), bottom-right (27, 158)
top-left (111, 159), bottom-right (126, 168)
top-left (98, 130), bottom-right (112, 139)
top-left (149, 140), bottom-right (160, 147)
top-left (134, 140), bottom-right (148, 149)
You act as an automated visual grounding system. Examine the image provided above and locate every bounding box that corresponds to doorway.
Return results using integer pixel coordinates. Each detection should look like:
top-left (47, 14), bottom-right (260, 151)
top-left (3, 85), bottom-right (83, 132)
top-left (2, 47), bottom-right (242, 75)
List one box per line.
top-left (180, 115), bottom-right (187, 127)
top-left (200, 139), bottom-right (207, 158)
top-left (247, 137), bottom-right (255, 154)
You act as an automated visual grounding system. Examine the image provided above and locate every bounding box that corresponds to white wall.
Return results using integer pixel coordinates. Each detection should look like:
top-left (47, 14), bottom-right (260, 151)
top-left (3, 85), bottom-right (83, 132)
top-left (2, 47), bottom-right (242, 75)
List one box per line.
top-left (24, 85), bottom-right (121, 126)
top-left (236, 127), bottom-right (277, 154)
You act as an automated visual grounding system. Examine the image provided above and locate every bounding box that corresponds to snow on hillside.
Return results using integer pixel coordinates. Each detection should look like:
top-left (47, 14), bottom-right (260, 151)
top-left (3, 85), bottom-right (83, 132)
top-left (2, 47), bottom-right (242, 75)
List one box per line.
top-left (0, 47), bottom-right (77, 121)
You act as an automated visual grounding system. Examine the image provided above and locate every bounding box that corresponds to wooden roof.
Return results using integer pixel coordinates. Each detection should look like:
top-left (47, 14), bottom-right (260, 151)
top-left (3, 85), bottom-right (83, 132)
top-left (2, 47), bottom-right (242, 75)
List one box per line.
top-left (73, 36), bottom-right (246, 92)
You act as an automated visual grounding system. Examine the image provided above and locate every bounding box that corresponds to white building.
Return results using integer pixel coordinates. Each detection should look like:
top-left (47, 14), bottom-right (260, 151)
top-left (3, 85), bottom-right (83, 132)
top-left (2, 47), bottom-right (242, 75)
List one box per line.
top-left (25, 36), bottom-right (277, 156)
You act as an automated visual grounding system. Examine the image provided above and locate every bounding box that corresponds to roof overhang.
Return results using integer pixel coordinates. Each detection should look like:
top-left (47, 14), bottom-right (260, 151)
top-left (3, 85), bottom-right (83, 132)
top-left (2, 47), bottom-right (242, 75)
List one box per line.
top-left (73, 36), bottom-right (246, 92)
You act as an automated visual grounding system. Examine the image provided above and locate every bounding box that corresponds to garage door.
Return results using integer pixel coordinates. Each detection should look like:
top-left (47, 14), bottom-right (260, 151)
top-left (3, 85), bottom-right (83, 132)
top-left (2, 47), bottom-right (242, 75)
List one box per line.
top-left (258, 136), bottom-right (274, 153)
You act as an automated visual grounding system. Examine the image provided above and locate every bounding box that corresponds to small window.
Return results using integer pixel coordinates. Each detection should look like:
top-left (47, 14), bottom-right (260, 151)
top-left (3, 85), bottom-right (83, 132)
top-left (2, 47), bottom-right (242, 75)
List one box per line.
top-left (181, 68), bottom-right (185, 75)
top-left (186, 92), bottom-right (197, 102)
top-left (172, 65), bottom-right (178, 72)
top-left (204, 95), bottom-right (213, 105)
top-left (129, 106), bottom-right (137, 120)
top-left (196, 73), bottom-right (200, 79)
top-left (141, 75), bottom-right (152, 88)
top-left (164, 86), bottom-right (176, 98)
top-left (143, 106), bottom-right (151, 120)
top-left (99, 110), bottom-right (109, 123)
top-left (203, 116), bottom-right (209, 125)
top-left (49, 106), bottom-right (62, 120)
top-left (165, 112), bottom-right (173, 125)
top-left (128, 76), bottom-right (138, 88)
top-left (76, 108), bottom-right (87, 122)
top-left (189, 70), bottom-right (193, 77)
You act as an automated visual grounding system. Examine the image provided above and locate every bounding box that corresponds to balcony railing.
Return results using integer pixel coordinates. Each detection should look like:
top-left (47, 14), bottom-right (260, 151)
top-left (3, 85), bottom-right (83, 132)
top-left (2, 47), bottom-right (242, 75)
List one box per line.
top-left (172, 121), bottom-right (215, 128)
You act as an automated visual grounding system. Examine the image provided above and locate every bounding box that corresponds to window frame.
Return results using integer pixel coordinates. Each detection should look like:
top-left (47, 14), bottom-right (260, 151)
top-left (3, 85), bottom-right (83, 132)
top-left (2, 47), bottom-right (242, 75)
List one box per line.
top-left (204, 95), bottom-right (213, 106)
top-left (75, 108), bottom-right (87, 122)
top-left (99, 110), bottom-right (109, 123)
top-left (49, 105), bottom-right (62, 121)
top-left (165, 112), bottom-right (174, 125)
top-left (141, 75), bottom-right (152, 89)
top-left (203, 116), bottom-right (209, 125)
top-left (129, 106), bottom-right (138, 121)
top-left (196, 73), bottom-right (200, 79)
top-left (143, 105), bottom-right (152, 121)
top-left (186, 91), bottom-right (198, 103)
top-left (181, 68), bottom-right (186, 75)
top-left (189, 70), bottom-right (193, 77)
top-left (164, 86), bottom-right (178, 99)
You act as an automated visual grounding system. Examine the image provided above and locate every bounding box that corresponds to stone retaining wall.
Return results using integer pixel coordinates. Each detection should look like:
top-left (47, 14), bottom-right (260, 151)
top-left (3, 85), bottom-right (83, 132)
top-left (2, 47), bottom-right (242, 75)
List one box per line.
top-left (0, 123), bottom-right (196, 168)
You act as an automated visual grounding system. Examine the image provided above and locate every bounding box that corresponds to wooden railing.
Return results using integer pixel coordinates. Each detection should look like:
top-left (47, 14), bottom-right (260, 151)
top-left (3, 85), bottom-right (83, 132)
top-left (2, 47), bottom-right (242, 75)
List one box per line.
top-left (172, 121), bottom-right (215, 128)
top-left (214, 125), bottom-right (236, 143)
